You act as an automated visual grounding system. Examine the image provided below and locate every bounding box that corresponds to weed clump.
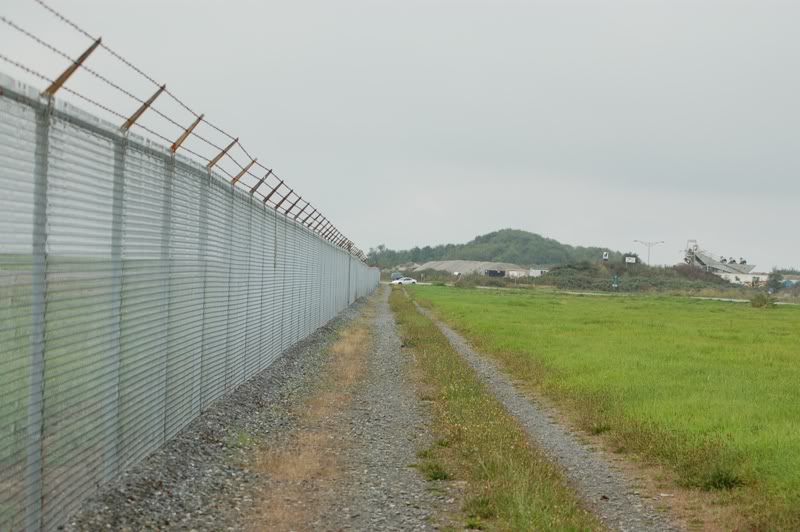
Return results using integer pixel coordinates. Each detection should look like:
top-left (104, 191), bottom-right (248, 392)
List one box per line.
top-left (418, 460), bottom-right (450, 481)
top-left (464, 495), bottom-right (496, 519)
top-left (750, 292), bottom-right (776, 308)
top-left (465, 516), bottom-right (485, 529)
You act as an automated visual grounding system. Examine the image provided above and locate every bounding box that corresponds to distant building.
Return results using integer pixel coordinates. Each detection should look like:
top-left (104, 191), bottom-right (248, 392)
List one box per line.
top-left (684, 240), bottom-right (768, 286)
top-left (783, 275), bottom-right (800, 287)
top-left (528, 267), bottom-right (550, 278)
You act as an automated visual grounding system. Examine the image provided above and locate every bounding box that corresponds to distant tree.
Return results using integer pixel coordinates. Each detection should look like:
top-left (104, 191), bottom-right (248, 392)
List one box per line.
top-left (767, 269), bottom-right (785, 292)
top-left (367, 244), bottom-right (405, 269)
top-left (367, 229), bottom-right (623, 268)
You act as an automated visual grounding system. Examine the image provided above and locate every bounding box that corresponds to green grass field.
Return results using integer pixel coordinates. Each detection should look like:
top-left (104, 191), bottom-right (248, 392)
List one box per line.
top-left (410, 285), bottom-right (800, 529)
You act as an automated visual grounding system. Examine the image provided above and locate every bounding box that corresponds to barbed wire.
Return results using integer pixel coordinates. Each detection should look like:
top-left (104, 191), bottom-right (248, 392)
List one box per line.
top-left (0, 15), bottom-right (239, 158)
top-left (1, 15), bottom-right (140, 104)
top-left (10, 0), bottom-right (365, 259)
top-left (30, 0), bottom-right (272, 191)
top-left (26, 0), bottom-right (300, 222)
top-left (32, 0), bottom-right (235, 140)
top-left (0, 52), bottom-right (231, 172)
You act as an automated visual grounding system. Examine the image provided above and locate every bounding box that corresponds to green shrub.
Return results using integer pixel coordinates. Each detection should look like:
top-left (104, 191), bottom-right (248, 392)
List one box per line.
top-left (750, 292), bottom-right (776, 308)
top-left (534, 261), bottom-right (736, 293)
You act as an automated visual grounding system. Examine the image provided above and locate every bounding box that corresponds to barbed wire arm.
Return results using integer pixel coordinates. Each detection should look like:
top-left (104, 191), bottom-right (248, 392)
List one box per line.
top-left (293, 201), bottom-right (310, 220)
top-left (273, 188), bottom-right (293, 212)
top-left (170, 114), bottom-right (204, 153)
top-left (284, 195), bottom-right (302, 216)
top-left (263, 180), bottom-right (285, 205)
top-left (121, 84), bottom-right (165, 131)
top-left (207, 137), bottom-right (238, 170)
top-left (302, 208), bottom-right (318, 225)
top-left (322, 225), bottom-right (337, 239)
top-left (42, 37), bottom-right (101, 97)
top-left (230, 159), bottom-right (257, 185)
top-left (249, 169), bottom-right (272, 195)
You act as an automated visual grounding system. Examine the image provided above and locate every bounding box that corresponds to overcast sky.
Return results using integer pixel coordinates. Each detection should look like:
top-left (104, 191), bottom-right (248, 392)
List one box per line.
top-left (3, 0), bottom-right (798, 267)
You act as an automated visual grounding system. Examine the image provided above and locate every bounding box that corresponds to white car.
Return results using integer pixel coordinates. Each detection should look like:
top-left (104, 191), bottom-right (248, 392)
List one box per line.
top-left (390, 277), bottom-right (417, 285)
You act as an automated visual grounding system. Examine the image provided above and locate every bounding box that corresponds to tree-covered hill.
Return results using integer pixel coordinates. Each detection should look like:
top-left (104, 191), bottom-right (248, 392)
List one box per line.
top-left (367, 229), bottom-right (622, 269)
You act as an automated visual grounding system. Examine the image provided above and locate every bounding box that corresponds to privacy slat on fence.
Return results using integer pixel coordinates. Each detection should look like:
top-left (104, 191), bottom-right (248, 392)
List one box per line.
top-left (0, 74), bottom-right (379, 532)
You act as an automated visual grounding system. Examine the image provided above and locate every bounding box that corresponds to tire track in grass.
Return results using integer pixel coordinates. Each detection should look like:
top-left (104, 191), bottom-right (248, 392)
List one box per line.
top-left (391, 287), bottom-right (603, 531)
top-left (407, 292), bottom-right (683, 531)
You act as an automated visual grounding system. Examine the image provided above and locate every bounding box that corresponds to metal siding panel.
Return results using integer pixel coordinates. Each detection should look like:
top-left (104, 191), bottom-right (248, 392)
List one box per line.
top-left (39, 114), bottom-right (117, 529)
top-left (0, 87), bottom-right (38, 531)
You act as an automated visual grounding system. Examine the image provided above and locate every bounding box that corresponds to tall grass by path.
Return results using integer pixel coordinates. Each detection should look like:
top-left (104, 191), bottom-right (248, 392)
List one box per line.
top-left (410, 285), bottom-right (800, 530)
top-left (389, 287), bottom-right (601, 531)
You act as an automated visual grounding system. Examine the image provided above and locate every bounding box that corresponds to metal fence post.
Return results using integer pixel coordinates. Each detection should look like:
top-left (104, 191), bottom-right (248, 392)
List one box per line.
top-left (196, 170), bottom-right (210, 412)
top-left (258, 206), bottom-right (270, 369)
top-left (222, 188), bottom-right (234, 390)
top-left (317, 238), bottom-right (325, 327)
top-left (160, 156), bottom-right (174, 442)
top-left (241, 196), bottom-right (253, 383)
top-left (286, 222), bottom-right (301, 344)
top-left (103, 135), bottom-right (126, 482)
top-left (24, 98), bottom-right (52, 532)
top-left (256, 207), bottom-right (266, 369)
top-left (279, 218), bottom-right (286, 350)
top-left (271, 208), bottom-right (278, 364)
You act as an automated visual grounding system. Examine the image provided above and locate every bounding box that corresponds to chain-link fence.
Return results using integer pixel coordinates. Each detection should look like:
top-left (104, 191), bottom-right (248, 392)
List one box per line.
top-left (0, 73), bottom-right (379, 531)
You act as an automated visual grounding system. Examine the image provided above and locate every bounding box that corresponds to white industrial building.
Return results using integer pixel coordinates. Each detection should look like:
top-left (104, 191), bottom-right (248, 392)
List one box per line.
top-left (528, 267), bottom-right (550, 278)
top-left (684, 240), bottom-right (768, 286)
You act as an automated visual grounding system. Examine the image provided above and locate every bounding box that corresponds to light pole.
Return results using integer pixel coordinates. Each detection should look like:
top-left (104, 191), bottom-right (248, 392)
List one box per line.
top-left (633, 240), bottom-right (664, 265)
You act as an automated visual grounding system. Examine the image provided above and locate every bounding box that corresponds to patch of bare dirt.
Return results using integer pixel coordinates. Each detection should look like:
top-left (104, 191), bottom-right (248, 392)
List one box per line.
top-left (247, 308), bottom-right (373, 531)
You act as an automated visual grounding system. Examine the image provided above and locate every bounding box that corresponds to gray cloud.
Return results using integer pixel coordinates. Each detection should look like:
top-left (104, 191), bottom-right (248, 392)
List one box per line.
top-left (3, 0), bottom-right (798, 268)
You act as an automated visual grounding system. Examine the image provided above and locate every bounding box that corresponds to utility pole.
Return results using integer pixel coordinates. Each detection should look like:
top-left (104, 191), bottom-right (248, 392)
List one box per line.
top-left (633, 240), bottom-right (664, 266)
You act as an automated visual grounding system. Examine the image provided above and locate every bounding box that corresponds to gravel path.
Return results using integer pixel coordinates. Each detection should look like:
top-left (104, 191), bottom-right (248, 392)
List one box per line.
top-left (66, 301), bottom-right (367, 531)
top-left (66, 288), bottom-right (449, 531)
top-left (415, 302), bottom-right (684, 532)
top-left (320, 285), bottom-right (447, 531)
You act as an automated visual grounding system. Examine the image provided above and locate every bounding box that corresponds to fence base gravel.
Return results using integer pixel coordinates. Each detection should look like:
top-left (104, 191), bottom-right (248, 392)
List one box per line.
top-left (66, 288), bottom-right (464, 531)
top-left (65, 299), bottom-right (368, 531)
